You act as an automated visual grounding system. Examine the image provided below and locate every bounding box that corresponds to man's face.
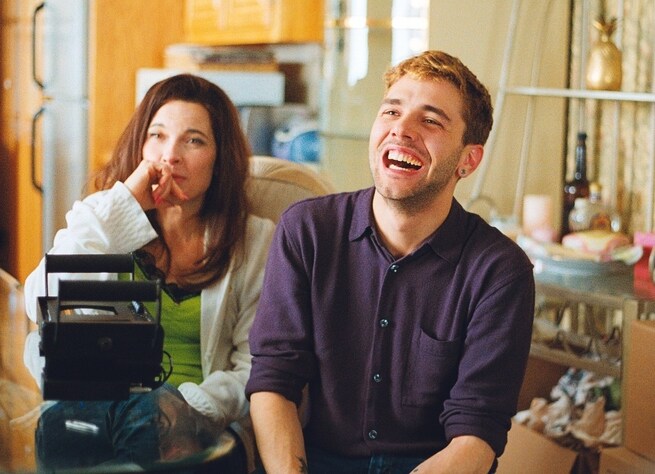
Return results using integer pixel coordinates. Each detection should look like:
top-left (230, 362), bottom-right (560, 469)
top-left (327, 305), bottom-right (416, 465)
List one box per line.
top-left (368, 76), bottom-right (470, 210)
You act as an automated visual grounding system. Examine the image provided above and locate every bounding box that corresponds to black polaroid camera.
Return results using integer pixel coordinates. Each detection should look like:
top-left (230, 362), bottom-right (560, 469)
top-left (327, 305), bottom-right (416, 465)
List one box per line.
top-left (36, 254), bottom-right (165, 401)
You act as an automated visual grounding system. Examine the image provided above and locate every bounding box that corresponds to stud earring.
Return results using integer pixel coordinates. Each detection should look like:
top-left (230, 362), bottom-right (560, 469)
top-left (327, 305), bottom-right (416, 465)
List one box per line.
top-left (459, 169), bottom-right (467, 176)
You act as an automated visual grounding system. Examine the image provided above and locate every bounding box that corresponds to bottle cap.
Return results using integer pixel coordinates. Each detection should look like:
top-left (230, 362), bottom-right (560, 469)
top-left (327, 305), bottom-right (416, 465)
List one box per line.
top-left (577, 131), bottom-right (587, 141)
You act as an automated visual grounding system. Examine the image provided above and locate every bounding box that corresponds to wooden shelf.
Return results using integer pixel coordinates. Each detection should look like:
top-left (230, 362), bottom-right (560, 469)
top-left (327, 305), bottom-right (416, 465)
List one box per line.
top-left (529, 343), bottom-right (620, 378)
top-left (505, 86), bottom-right (655, 103)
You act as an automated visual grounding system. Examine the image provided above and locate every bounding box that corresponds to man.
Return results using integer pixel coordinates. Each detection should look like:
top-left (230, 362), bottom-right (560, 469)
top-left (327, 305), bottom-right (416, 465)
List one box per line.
top-left (245, 50), bottom-right (535, 473)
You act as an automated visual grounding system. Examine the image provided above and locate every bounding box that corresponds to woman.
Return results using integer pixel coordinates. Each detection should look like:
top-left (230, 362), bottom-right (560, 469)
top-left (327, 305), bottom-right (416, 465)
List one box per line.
top-left (23, 74), bottom-right (275, 471)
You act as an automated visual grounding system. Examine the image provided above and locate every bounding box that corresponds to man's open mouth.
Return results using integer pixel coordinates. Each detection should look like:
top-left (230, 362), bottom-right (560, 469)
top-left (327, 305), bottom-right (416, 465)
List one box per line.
top-left (386, 149), bottom-right (422, 171)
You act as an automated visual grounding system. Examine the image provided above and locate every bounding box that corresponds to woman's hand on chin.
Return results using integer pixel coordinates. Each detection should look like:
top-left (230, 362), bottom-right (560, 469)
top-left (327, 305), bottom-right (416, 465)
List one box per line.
top-left (125, 160), bottom-right (189, 210)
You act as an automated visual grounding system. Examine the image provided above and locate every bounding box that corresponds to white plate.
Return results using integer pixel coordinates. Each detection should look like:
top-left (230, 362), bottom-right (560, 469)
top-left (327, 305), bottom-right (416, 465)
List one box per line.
top-left (533, 254), bottom-right (634, 276)
top-left (517, 235), bottom-right (643, 276)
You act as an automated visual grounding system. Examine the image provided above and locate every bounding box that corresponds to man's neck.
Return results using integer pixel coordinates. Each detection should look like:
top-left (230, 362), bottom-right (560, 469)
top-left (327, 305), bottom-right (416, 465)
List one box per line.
top-left (372, 192), bottom-right (452, 259)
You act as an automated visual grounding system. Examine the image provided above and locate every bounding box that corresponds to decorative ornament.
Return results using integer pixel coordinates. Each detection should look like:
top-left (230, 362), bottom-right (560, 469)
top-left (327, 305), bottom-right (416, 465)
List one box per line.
top-left (586, 15), bottom-right (622, 91)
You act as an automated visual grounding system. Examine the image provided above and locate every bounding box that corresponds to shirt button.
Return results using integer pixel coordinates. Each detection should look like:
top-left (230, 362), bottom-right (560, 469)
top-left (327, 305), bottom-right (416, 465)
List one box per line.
top-left (389, 264), bottom-right (399, 273)
top-left (368, 430), bottom-right (378, 440)
top-left (373, 373), bottom-right (381, 383)
top-left (379, 319), bottom-right (389, 328)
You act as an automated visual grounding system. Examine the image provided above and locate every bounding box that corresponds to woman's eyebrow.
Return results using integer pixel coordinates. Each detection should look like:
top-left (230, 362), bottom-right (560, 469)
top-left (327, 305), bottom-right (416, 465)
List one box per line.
top-left (186, 127), bottom-right (211, 137)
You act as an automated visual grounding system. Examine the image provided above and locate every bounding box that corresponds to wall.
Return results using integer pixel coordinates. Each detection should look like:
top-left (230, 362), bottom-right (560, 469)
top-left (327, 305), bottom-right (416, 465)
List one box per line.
top-left (431, 0), bottom-right (571, 224)
top-left (319, 0), bottom-right (430, 192)
top-left (320, 0), bottom-right (571, 230)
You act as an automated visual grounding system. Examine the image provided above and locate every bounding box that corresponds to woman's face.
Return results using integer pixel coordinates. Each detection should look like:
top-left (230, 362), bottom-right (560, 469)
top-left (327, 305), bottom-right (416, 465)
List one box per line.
top-left (142, 100), bottom-right (217, 205)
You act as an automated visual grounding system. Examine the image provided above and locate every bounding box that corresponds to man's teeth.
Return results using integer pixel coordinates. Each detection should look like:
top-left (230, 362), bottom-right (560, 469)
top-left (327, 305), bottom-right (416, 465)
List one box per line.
top-left (387, 150), bottom-right (422, 170)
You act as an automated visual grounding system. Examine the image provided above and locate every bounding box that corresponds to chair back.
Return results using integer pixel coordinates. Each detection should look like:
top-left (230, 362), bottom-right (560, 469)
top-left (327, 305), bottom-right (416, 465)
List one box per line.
top-left (248, 155), bottom-right (335, 223)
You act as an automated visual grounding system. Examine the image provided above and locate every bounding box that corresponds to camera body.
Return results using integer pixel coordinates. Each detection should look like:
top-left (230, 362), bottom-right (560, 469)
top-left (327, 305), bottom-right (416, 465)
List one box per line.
top-left (37, 254), bottom-right (165, 400)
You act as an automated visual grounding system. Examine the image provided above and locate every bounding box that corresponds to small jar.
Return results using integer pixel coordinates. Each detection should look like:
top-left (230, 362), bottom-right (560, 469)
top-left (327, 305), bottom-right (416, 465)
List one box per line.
top-left (568, 183), bottom-right (622, 232)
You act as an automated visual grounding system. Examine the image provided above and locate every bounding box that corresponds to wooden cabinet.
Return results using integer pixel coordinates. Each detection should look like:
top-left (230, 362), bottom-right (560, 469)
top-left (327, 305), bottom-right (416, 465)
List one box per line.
top-left (0, 0), bottom-right (45, 282)
top-left (185, 0), bottom-right (324, 45)
top-left (88, 0), bottom-right (185, 176)
top-left (0, 1), bottom-right (184, 282)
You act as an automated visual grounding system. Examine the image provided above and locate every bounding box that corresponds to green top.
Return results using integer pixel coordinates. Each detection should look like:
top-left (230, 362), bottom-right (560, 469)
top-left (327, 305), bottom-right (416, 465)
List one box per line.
top-left (121, 250), bottom-right (203, 387)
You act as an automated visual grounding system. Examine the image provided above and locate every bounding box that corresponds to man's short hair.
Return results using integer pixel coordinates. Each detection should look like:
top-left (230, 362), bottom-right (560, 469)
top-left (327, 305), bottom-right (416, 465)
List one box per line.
top-left (384, 50), bottom-right (493, 146)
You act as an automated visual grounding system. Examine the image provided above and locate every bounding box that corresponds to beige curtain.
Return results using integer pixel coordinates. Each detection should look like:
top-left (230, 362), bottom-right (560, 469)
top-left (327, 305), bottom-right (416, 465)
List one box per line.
top-left (568, 0), bottom-right (655, 233)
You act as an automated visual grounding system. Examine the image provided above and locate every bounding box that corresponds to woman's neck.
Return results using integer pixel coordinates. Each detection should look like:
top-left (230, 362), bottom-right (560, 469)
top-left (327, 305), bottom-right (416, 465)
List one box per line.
top-left (151, 207), bottom-right (207, 284)
top-left (157, 204), bottom-right (204, 239)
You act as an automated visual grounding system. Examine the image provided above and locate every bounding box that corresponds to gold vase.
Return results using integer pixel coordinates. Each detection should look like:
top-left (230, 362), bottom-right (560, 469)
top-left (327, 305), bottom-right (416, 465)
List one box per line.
top-left (586, 15), bottom-right (622, 91)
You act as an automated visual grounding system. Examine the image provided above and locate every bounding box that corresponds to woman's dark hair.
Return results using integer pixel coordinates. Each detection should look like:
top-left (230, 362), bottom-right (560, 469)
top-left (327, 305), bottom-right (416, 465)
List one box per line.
top-left (94, 74), bottom-right (251, 290)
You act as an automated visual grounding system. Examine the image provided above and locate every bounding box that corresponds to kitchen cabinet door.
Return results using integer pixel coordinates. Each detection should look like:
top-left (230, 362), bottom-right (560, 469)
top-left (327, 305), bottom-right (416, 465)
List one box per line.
top-left (185, 0), bottom-right (324, 45)
top-left (0, 0), bottom-right (44, 282)
top-left (88, 0), bottom-right (185, 173)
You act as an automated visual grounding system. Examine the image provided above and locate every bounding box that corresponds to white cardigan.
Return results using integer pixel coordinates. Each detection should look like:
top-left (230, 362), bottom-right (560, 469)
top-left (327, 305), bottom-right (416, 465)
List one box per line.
top-left (23, 181), bottom-right (275, 433)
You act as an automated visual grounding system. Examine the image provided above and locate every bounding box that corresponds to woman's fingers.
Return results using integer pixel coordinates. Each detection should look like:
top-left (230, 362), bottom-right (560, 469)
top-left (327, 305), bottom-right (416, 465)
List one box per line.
top-left (152, 166), bottom-right (189, 206)
top-left (125, 160), bottom-right (189, 209)
top-left (169, 181), bottom-right (189, 201)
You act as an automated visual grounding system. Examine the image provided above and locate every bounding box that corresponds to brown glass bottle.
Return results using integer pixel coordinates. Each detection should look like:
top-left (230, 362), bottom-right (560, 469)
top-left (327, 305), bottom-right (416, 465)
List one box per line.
top-left (561, 132), bottom-right (590, 238)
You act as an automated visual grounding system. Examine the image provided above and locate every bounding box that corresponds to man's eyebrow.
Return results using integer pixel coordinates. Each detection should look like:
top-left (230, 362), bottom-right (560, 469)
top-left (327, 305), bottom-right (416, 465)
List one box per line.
top-left (382, 98), bottom-right (452, 122)
top-left (424, 104), bottom-right (452, 122)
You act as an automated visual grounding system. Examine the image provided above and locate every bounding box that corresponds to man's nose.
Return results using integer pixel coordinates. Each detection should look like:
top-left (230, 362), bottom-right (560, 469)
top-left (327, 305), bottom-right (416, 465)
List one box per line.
top-left (391, 117), bottom-right (416, 140)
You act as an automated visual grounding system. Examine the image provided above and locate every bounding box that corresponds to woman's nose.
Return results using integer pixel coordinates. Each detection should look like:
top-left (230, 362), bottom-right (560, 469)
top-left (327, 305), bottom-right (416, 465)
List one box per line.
top-left (161, 142), bottom-right (182, 164)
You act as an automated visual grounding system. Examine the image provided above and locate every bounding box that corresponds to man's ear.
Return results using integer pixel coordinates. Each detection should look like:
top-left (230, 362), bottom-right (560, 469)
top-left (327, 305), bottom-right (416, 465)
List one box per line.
top-left (458, 144), bottom-right (484, 176)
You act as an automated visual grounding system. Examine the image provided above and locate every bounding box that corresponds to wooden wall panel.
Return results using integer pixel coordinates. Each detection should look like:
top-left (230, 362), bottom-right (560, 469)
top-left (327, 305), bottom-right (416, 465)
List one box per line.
top-left (88, 0), bottom-right (185, 174)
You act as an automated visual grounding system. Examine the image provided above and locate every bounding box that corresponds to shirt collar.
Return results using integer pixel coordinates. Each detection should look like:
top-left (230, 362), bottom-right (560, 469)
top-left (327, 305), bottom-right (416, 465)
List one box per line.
top-left (424, 198), bottom-right (467, 265)
top-left (349, 188), bottom-right (376, 242)
top-left (348, 188), bottom-right (468, 265)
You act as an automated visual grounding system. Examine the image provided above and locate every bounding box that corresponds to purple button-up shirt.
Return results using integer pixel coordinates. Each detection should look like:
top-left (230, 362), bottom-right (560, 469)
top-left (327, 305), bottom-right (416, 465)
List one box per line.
top-left (246, 188), bottom-right (534, 459)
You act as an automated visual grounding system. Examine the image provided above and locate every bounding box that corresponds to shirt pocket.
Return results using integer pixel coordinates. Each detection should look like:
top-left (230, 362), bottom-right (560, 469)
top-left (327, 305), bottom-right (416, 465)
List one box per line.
top-left (401, 329), bottom-right (461, 407)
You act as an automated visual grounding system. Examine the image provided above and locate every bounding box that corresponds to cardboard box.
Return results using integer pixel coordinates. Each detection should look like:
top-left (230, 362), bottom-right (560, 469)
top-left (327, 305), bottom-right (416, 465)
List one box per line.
top-left (496, 356), bottom-right (603, 473)
top-left (497, 421), bottom-right (578, 474)
top-left (623, 320), bottom-right (655, 462)
top-left (516, 356), bottom-right (568, 411)
top-left (599, 446), bottom-right (655, 474)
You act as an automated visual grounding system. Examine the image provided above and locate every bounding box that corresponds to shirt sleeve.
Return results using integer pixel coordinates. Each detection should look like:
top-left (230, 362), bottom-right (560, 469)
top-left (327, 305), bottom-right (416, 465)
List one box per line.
top-left (440, 255), bottom-right (535, 457)
top-left (23, 182), bottom-right (157, 322)
top-left (22, 183), bottom-right (157, 386)
top-left (245, 216), bottom-right (317, 406)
